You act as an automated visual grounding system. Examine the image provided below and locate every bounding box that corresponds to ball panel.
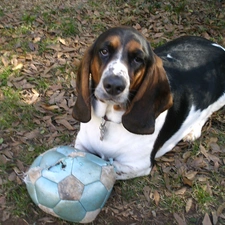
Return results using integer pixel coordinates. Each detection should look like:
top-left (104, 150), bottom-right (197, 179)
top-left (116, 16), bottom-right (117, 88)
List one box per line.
top-left (35, 177), bottom-right (60, 208)
top-left (56, 146), bottom-right (76, 156)
top-left (39, 204), bottom-right (59, 218)
top-left (53, 200), bottom-right (86, 222)
top-left (85, 153), bottom-right (109, 167)
top-left (39, 151), bottom-right (65, 169)
top-left (100, 187), bottom-right (113, 209)
top-left (25, 181), bottom-right (39, 205)
top-left (72, 157), bottom-right (102, 185)
top-left (58, 175), bottom-right (84, 201)
top-left (80, 208), bottom-right (101, 224)
top-left (26, 167), bottom-right (42, 184)
top-left (100, 165), bottom-right (116, 191)
top-left (80, 181), bottom-right (108, 211)
top-left (30, 155), bottom-right (42, 168)
top-left (41, 157), bottom-right (73, 183)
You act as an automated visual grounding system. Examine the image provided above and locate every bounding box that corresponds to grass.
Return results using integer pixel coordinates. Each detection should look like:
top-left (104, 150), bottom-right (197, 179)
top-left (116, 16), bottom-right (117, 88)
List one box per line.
top-left (22, 13), bottom-right (37, 24)
top-left (0, 86), bottom-right (37, 130)
top-left (192, 183), bottom-right (214, 211)
top-left (161, 194), bottom-right (186, 213)
top-left (118, 177), bottom-right (151, 201)
top-left (6, 184), bottom-right (31, 216)
top-left (0, 67), bottom-right (11, 86)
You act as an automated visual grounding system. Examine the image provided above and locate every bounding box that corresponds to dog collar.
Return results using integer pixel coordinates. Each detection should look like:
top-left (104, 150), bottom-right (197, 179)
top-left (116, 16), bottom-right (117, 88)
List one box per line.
top-left (99, 116), bottom-right (108, 141)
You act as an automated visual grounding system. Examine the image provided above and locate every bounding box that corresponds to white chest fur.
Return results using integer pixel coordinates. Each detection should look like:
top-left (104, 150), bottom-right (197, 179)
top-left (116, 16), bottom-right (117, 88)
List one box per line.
top-left (75, 104), bottom-right (168, 179)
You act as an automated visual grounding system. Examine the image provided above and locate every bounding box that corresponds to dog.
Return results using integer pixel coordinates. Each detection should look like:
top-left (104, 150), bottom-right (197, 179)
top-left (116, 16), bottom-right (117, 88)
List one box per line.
top-left (72, 26), bottom-right (225, 180)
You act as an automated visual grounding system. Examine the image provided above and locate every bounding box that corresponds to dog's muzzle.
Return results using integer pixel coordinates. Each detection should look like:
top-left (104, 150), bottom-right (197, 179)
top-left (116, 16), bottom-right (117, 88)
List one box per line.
top-left (103, 76), bottom-right (126, 96)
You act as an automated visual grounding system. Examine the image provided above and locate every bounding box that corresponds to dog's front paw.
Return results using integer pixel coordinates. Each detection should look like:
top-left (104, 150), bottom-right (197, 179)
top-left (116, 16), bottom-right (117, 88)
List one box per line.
top-left (183, 128), bottom-right (202, 142)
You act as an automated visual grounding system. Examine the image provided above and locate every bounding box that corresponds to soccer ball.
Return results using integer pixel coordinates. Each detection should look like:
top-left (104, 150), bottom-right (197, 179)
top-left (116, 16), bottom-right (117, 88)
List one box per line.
top-left (24, 146), bottom-right (116, 223)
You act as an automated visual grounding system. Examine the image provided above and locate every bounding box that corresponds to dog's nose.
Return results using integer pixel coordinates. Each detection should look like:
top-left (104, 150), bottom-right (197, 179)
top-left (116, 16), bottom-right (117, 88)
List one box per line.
top-left (103, 76), bottom-right (126, 96)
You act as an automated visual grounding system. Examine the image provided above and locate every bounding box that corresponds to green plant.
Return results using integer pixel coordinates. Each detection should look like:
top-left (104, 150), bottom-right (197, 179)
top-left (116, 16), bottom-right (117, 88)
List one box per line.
top-left (60, 19), bottom-right (79, 36)
top-left (6, 183), bottom-right (33, 216)
top-left (0, 67), bottom-right (11, 86)
top-left (22, 13), bottom-right (36, 24)
top-left (118, 177), bottom-right (150, 201)
top-left (161, 193), bottom-right (185, 213)
top-left (192, 183), bottom-right (214, 211)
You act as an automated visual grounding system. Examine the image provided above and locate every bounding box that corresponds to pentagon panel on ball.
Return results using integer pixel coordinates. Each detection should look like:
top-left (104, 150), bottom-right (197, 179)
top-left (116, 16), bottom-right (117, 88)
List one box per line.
top-left (24, 146), bottom-right (116, 223)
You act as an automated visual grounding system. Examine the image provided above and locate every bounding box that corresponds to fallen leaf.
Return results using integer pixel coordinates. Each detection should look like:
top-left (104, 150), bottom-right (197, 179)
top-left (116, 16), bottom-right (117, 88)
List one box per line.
top-left (173, 213), bottom-right (187, 225)
top-left (212, 211), bottom-right (218, 225)
top-left (46, 44), bottom-right (61, 51)
top-left (152, 210), bottom-right (156, 217)
top-left (191, 156), bottom-right (206, 168)
top-left (163, 173), bottom-right (171, 190)
top-left (8, 171), bottom-right (16, 181)
top-left (219, 213), bottom-right (225, 219)
top-left (41, 104), bottom-right (60, 111)
top-left (200, 144), bottom-right (209, 160)
top-left (185, 198), bottom-right (193, 213)
top-left (56, 119), bottom-right (75, 130)
top-left (49, 84), bottom-right (62, 91)
top-left (185, 170), bottom-right (198, 180)
top-left (143, 186), bottom-right (150, 202)
top-left (182, 177), bottom-right (193, 187)
top-left (23, 128), bottom-right (40, 140)
top-left (28, 42), bottom-right (36, 51)
top-left (175, 187), bottom-right (187, 195)
top-left (154, 32), bottom-right (164, 38)
top-left (58, 99), bottom-right (69, 111)
top-left (202, 213), bottom-right (212, 225)
top-left (160, 156), bottom-right (174, 162)
top-left (12, 62), bottom-right (23, 70)
top-left (153, 190), bottom-right (160, 206)
top-left (73, 58), bottom-right (80, 66)
top-left (1, 210), bottom-right (10, 222)
top-left (209, 142), bottom-right (221, 153)
top-left (62, 46), bottom-right (76, 52)
top-left (1, 56), bottom-right (9, 67)
top-left (217, 202), bottom-right (225, 216)
top-left (197, 176), bottom-right (208, 182)
top-left (0, 196), bottom-right (6, 205)
top-left (206, 183), bottom-right (212, 195)
top-left (183, 151), bottom-right (191, 161)
top-left (207, 153), bottom-right (221, 164)
top-left (58, 38), bottom-right (67, 45)
top-left (49, 91), bottom-right (65, 104)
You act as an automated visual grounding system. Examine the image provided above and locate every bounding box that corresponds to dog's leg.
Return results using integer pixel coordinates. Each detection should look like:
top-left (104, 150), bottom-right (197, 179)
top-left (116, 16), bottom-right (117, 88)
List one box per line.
top-left (112, 161), bottom-right (151, 180)
top-left (182, 120), bottom-right (206, 142)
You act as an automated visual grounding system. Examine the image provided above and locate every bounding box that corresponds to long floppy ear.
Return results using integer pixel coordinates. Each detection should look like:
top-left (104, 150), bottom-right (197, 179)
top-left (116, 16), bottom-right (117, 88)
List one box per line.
top-left (122, 55), bottom-right (173, 134)
top-left (72, 47), bottom-right (93, 122)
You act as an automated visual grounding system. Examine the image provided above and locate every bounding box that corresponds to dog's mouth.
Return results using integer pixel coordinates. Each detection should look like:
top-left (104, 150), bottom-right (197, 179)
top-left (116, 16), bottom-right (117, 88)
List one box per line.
top-left (94, 93), bottom-right (128, 107)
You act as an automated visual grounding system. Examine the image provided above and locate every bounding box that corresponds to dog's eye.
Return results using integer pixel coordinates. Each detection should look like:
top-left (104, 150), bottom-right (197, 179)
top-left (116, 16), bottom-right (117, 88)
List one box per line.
top-left (133, 56), bottom-right (143, 64)
top-left (100, 49), bottom-right (109, 57)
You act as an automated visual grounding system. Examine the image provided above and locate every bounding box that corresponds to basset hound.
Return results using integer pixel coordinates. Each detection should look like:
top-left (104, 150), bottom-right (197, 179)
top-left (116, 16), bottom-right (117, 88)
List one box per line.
top-left (72, 27), bottom-right (225, 180)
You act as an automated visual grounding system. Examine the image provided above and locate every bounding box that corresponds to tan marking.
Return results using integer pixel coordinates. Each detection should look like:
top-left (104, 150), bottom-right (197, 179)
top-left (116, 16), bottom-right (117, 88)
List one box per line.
top-left (105, 35), bottom-right (121, 50)
top-left (91, 35), bottom-right (122, 85)
top-left (125, 40), bottom-right (143, 52)
top-left (125, 40), bottom-right (147, 91)
top-left (91, 55), bottom-right (102, 84)
top-left (155, 55), bottom-right (163, 67)
top-left (129, 67), bottom-right (146, 91)
top-left (113, 104), bottom-right (126, 111)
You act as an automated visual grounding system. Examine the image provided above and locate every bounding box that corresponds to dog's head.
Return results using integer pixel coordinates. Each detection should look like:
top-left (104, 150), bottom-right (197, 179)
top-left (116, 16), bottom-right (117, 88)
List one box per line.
top-left (72, 27), bottom-right (173, 134)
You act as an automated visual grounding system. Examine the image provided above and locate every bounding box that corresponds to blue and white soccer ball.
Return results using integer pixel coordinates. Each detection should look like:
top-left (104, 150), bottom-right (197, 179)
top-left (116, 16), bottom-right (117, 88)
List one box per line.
top-left (24, 146), bottom-right (116, 223)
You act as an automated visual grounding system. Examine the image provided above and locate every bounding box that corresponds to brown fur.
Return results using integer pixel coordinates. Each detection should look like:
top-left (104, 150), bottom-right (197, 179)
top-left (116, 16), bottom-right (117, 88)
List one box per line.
top-left (73, 30), bottom-right (173, 134)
